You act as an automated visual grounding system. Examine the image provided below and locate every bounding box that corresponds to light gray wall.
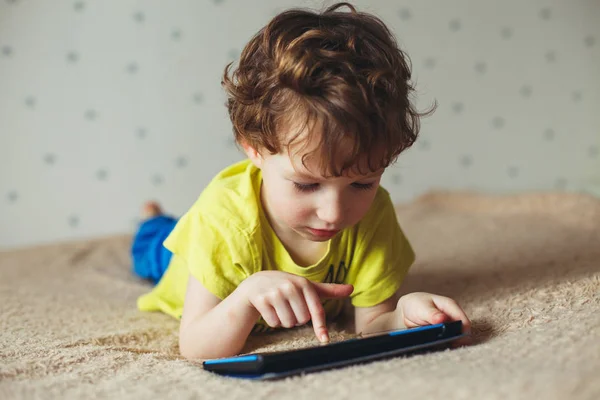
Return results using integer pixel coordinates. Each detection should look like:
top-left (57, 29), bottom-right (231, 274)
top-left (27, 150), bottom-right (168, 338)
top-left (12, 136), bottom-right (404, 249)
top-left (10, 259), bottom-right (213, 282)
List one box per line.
top-left (1, 0), bottom-right (599, 249)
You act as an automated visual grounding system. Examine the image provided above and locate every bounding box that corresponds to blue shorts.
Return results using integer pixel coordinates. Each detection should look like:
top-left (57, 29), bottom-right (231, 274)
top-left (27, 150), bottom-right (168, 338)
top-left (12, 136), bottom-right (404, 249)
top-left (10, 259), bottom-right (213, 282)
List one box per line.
top-left (130, 215), bottom-right (178, 284)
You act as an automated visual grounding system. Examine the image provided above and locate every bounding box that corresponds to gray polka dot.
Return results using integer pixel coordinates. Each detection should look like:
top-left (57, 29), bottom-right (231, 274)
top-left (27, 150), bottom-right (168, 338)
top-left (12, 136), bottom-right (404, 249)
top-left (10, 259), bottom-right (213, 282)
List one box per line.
top-left (44, 153), bottom-right (56, 165)
top-left (96, 169), bottom-right (108, 180)
top-left (474, 62), bottom-right (487, 74)
top-left (544, 50), bottom-right (556, 63)
top-left (589, 145), bottom-right (598, 158)
top-left (584, 35), bottom-right (596, 47)
top-left (449, 19), bottom-right (461, 32)
top-left (1, 45), bottom-right (13, 56)
top-left (519, 85), bottom-right (532, 98)
top-left (85, 109), bottom-right (97, 120)
top-left (398, 8), bottom-right (412, 21)
top-left (136, 127), bottom-right (147, 139)
top-left (554, 177), bottom-right (567, 190)
top-left (193, 92), bottom-right (204, 104)
top-left (543, 128), bottom-right (555, 141)
top-left (213, 0), bottom-right (225, 4)
top-left (539, 7), bottom-right (551, 20)
top-left (423, 57), bottom-right (436, 69)
top-left (66, 51), bottom-right (79, 63)
top-left (6, 0), bottom-right (19, 4)
top-left (451, 102), bottom-right (464, 114)
top-left (500, 27), bottom-right (513, 39)
top-left (7, 191), bottom-right (18, 202)
top-left (227, 48), bottom-right (239, 60)
top-left (491, 116), bottom-right (505, 129)
top-left (418, 139), bottom-right (430, 150)
top-left (176, 156), bottom-right (188, 168)
top-left (459, 155), bottom-right (473, 168)
top-left (25, 96), bottom-right (36, 108)
top-left (133, 11), bottom-right (144, 23)
top-left (126, 62), bottom-right (139, 74)
top-left (152, 174), bottom-right (164, 186)
top-left (391, 174), bottom-right (402, 185)
top-left (171, 29), bottom-right (182, 40)
top-left (68, 215), bottom-right (80, 227)
top-left (73, 1), bottom-right (85, 12)
top-left (572, 91), bottom-right (583, 102)
top-left (507, 166), bottom-right (519, 178)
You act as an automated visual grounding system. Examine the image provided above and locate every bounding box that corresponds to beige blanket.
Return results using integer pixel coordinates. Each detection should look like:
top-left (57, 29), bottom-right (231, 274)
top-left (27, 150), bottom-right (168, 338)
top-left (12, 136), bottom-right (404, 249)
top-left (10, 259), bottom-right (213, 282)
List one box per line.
top-left (1, 191), bottom-right (599, 399)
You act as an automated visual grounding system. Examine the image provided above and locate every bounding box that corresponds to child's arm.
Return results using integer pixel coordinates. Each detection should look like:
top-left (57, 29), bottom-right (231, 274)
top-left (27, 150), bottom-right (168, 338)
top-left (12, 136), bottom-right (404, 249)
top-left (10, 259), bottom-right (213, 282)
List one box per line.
top-left (178, 275), bottom-right (257, 360)
top-left (179, 271), bottom-right (353, 360)
top-left (353, 291), bottom-right (403, 334)
top-left (354, 292), bottom-right (471, 339)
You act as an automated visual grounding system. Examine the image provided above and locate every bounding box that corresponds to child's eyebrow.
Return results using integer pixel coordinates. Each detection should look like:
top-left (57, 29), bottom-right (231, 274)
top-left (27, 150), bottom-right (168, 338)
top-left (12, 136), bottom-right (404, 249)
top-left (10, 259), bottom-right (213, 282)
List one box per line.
top-left (287, 171), bottom-right (323, 181)
top-left (288, 170), bottom-right (383, 181)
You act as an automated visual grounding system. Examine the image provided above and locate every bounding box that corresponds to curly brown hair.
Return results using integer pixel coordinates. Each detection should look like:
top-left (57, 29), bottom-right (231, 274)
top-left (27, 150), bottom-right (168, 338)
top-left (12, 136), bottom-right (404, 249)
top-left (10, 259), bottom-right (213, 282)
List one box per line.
top-left (222, 2), bottom-right (433, 177)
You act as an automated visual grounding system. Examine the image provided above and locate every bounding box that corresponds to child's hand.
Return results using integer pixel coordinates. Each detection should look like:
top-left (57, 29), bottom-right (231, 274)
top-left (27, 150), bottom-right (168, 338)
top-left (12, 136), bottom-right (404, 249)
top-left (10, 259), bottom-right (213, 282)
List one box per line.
top-left (238, 271), bottom-right (354, 343)
top-left (398, 292), bottom-right (472, 345)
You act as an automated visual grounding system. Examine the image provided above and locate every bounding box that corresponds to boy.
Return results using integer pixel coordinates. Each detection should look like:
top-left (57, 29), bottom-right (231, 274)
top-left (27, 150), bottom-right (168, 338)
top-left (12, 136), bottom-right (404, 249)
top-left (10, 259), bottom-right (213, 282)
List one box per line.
top-left (131, 2), bottom-right (471, 360)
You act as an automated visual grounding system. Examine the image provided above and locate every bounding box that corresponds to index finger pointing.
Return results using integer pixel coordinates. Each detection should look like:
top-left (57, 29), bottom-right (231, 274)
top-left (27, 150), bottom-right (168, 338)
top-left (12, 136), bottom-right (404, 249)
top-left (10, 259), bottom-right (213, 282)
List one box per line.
top-left (302, 285), bottom-right (329, 343)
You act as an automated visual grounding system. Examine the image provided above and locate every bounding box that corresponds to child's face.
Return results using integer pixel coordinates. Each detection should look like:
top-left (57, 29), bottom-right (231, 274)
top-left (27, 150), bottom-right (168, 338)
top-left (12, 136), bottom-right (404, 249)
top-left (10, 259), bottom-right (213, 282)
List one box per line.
top-left (246, 135), bottom-right (383, 243)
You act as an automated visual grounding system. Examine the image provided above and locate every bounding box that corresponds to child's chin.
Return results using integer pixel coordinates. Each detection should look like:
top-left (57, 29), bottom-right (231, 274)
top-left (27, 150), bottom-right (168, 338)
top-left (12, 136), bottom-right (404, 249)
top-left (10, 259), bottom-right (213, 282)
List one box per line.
top-left (308, 236), bottom-right (332, 242)
top-left (303, 230), bottom-right (340, 242)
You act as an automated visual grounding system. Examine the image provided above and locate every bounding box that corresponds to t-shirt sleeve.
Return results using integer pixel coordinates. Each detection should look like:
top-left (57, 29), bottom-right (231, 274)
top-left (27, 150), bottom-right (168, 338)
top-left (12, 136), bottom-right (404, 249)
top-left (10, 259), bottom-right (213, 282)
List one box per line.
top-left (162, 205), bottom-right (257, 300)
top-left (346, 190), bottom-right (416, 308)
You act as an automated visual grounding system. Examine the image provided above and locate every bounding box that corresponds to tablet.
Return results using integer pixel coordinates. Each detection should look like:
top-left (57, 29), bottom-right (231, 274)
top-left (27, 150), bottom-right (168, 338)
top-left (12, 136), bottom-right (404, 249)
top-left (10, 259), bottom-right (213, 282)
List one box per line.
top-left (203, 320), bottom-right (465, 380)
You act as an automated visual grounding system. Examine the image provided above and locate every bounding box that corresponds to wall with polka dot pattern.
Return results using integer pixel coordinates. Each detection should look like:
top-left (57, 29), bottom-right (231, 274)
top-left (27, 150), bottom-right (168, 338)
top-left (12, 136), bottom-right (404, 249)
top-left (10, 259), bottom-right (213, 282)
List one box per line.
top-left (0, 0), bottom-right (598, 249)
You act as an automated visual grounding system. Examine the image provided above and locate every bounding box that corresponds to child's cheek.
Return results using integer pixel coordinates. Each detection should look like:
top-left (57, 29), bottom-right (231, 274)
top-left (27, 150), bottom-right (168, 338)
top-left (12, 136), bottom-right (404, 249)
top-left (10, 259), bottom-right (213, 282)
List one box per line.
top-left (272, 191), bottom-right (303, 221)
top-left (351, 194), bottom-right (377, 224)
top-left (288, 198), bottom-right (313, 225)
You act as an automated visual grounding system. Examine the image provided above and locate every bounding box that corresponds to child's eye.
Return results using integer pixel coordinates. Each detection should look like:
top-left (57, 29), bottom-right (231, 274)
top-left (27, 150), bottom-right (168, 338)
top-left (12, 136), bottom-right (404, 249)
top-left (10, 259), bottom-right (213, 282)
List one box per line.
top-left (293, 182), bottom-right (319, 193)
top-left (351, 182), bottom-right (375, 191)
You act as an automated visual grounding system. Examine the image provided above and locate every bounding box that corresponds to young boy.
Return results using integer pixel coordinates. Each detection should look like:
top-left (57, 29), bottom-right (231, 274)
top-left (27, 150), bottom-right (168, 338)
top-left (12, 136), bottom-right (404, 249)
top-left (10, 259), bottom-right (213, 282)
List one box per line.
top-left (131, 2), bottom-right (471, 360)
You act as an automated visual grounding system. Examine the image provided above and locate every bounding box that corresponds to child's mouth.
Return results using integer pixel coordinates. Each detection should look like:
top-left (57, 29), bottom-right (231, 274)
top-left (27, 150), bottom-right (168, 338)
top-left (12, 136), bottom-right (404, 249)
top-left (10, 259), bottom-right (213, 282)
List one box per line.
top-left (307, 228), bottom-right (340, 238)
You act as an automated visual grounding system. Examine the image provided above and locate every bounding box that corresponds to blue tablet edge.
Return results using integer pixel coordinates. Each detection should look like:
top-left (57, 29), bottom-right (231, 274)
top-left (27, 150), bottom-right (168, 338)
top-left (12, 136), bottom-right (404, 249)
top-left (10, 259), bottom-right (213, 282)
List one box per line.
top-left (203, 322), bottom-right (464, 379)
top-left (225, 333), bottom-right (466, 380)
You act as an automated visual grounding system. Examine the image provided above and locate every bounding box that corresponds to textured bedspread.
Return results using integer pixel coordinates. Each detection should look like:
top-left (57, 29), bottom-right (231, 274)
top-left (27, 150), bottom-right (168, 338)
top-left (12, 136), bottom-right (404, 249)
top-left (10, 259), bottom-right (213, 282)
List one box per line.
top-left (1, 191), bottom-right (599, 399)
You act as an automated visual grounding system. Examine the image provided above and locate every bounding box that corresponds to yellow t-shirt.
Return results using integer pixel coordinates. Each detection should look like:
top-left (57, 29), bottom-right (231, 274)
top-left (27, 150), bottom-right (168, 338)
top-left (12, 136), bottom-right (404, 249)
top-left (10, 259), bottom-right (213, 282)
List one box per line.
top-left (137, 159), bottom-right (415, 331)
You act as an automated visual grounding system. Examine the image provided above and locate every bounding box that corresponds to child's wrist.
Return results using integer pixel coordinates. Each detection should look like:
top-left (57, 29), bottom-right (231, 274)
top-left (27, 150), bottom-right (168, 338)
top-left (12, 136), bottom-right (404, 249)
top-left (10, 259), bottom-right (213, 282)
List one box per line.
top-left (229, 283), bottom-right (261, 322)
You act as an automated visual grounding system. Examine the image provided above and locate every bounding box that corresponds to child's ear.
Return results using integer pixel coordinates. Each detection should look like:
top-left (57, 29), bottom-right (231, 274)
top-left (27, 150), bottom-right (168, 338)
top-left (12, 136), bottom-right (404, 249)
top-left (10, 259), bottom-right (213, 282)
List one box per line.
top-left (240, 140), bottom-right (263, 168)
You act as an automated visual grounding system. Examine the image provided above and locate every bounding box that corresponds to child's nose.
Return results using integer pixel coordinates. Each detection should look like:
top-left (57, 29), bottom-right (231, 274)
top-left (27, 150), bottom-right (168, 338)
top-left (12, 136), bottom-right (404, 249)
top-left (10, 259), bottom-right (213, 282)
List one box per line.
top-left (316, 198), bottom-right (344, 226)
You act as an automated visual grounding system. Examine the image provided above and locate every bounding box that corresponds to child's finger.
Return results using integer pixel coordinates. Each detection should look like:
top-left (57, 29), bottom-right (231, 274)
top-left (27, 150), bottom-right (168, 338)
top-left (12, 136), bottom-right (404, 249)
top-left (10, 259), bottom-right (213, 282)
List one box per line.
top-left (410, 305), bottom-right (447, 326)
top-left (312, 282), bottom-right (354, 299)
top-left (254, 302), bottom-right (281, 328)
top-left (302, 285), bottom-right (330, 343)
top-left (402, 297), bottom-right (447, 326)
top-left (431, 295), bottom-right (472, 334)
top-left (284, 286), bottom-right (311, 326)
top-left (270, 295), bottom-right (297, 328)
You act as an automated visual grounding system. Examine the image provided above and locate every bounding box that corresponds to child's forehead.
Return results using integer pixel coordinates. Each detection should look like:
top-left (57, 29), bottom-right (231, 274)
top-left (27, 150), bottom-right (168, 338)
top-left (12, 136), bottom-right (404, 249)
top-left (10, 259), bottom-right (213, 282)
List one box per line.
top-left (284, 149), bottom-right (384, 179)
top-left (278, 115), bottom-right (387, 178)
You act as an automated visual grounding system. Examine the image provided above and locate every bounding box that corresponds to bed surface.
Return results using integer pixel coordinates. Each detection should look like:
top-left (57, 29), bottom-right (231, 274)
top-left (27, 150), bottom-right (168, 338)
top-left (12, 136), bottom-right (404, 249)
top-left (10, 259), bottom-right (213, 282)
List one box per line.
top-left (1, 191), bottom-right (599, 399)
